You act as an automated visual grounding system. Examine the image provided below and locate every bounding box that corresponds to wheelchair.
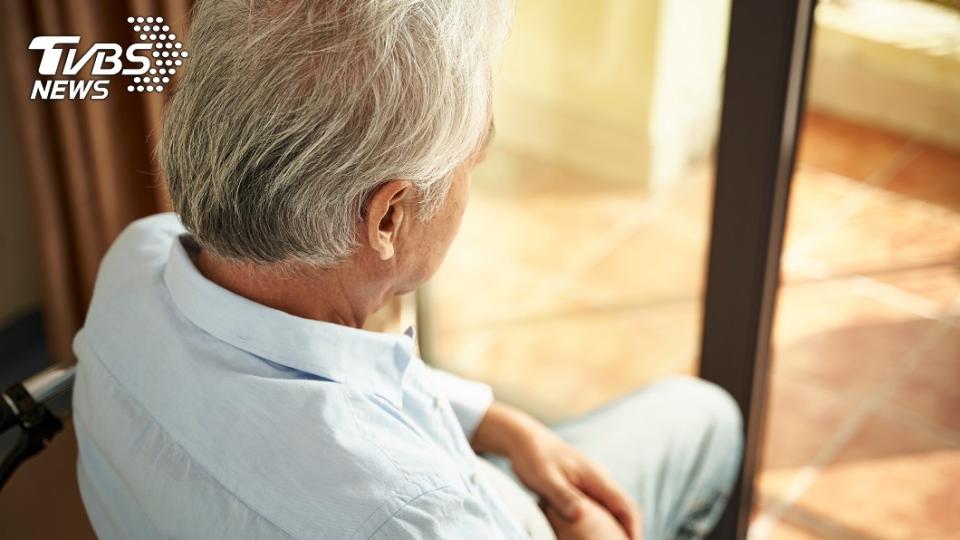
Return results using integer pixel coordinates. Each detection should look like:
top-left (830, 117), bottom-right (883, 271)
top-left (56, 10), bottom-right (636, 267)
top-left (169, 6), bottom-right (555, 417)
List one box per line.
top-left (0, 364), bottom-right (75, 490)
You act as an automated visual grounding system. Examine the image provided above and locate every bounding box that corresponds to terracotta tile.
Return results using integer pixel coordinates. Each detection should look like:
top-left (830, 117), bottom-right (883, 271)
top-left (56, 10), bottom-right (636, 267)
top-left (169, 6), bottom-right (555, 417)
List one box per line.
top-left (784, 167), bottom-right (863, 241)
top-left (772, 280), bottom-right (939, 399)
top-left (430, 150), bottom-right (709, 421)
top-left (884, 143), bottom-right (960, 215)
top-left (756, 468), bottom-right (801, 514)
top-left (770, 501), bottom-right (903, 540)
top-left (791, 144), bottom-right (960, 309)
top-left (797, 111), bottom-right (912, 182)
top-left (793, 412), bottom-right (960, 539)
top-left (555, 218), bottom-right (708, 311)
top-left (787, 131), bottom-right (960, 300)
top-left (433, 300), bottom-right (702, 423)
top-left (432, 148), bottom-right (716, 332)
top-left (780, 166), bottom-right (870, 281)
top-left (884, 325), bottom-right (960, 434)
top-left (805, 187), bottom-right (960, 279)
top-left (870, 261), bottom-right (960, 312)
top-left (756, 502), bottom-right (880, 540)
top-left (431, 149), bottom-right (650, 329)
top-left (756, 371), bottom-right (859, 505)
top-left (758, 375), bottom-right (852, 472)
top-left (549, 160), bottom-right (715, 311)
top-left (429, 227), bottom-right (554, 330)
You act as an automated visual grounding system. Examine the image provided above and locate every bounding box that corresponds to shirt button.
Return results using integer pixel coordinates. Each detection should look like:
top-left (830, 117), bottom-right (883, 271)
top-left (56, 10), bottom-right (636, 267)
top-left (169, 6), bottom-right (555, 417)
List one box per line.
top-left (470, 472), bottom-right (479, 484)
top-left (433, 395), bottom-right (447, 409)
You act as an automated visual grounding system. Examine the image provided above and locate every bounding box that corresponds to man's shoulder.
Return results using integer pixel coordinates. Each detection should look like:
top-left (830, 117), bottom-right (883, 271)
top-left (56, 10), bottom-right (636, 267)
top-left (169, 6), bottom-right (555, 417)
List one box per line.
top-left (89, 212), bottom-right (181, 300)
top-left (80, 213), bottom-right (183, 357)
top-left (75, 352), bottom-right (453, 539)
top-left (102, 212), bottom-right (184, 272)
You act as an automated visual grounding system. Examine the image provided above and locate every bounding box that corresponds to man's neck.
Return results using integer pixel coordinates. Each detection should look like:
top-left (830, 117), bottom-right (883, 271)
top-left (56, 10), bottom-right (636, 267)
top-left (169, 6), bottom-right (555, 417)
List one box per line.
top-left (194, 248), bottom-right (388, 329)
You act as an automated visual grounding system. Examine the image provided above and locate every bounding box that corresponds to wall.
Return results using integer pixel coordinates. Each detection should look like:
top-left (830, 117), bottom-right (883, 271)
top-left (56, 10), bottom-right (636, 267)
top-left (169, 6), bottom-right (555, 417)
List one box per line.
top-left (492, 0), bottom-right (730, 189)
top-left (648, 0), bottom-right (731, 189)
top-left (808, 0), bottom-right (960, 150)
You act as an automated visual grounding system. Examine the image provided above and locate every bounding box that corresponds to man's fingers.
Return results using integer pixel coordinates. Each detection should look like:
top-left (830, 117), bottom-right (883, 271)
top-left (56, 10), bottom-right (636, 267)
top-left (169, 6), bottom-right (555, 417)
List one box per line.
top-left (540, 500), bottom-right (564, 529)
top-left (542, 471), bottom-right (583, 520)
top-left (580, 470), bottom-right (642, 538)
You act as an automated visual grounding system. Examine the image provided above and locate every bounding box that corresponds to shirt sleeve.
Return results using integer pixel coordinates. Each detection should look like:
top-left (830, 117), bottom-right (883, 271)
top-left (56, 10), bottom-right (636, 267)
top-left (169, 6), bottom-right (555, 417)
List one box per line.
top-left (427, 367), bottom-right (494, 440)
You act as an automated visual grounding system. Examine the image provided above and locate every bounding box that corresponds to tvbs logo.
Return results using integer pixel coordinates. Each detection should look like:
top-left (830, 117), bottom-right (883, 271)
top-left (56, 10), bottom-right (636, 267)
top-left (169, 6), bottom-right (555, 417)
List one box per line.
top-left (29, 16), bottom-right (188, 100)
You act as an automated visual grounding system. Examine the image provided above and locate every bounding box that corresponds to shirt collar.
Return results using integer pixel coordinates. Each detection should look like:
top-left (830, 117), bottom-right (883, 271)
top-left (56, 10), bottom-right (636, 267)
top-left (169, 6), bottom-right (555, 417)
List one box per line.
top-left (162, 234), bottom-right (415, 407)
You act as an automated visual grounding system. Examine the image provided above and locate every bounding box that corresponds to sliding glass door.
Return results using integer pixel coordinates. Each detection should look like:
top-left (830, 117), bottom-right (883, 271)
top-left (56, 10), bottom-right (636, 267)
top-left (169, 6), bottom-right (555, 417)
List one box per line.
top-left (420, 1), bottom-right (816, 538)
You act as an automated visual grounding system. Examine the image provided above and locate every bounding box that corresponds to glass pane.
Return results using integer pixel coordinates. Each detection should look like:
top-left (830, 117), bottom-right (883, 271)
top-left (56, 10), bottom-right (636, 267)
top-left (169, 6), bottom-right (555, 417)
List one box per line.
top-left (753, 0), bottom-right (960, 537)
top-left (423, 0), bottom-right (732, 422)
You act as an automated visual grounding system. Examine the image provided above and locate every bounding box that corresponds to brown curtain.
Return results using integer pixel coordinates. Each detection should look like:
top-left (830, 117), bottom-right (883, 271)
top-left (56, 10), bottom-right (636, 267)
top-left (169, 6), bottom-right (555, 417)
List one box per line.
top-left (1, 0), bottom-right (192, 365)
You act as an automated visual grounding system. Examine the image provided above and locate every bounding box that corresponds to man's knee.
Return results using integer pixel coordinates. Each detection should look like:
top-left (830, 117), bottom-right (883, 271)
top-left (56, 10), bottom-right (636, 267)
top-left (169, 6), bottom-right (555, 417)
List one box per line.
top-left (651, 377), bottom-right (743, 536)
top-left (654, 376), bottom-right (744, 475)
top-left (655, 376), bottom-right (741, 427)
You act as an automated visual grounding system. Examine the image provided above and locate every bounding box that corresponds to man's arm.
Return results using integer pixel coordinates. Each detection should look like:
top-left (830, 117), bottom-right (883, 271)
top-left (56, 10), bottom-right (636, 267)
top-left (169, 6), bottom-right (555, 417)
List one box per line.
top-left (427, 367), bottom-right (641, 539)
top-left (472, 401), bottom-right (642, 540)
top-left (427, 366), bottom-right (494, 438)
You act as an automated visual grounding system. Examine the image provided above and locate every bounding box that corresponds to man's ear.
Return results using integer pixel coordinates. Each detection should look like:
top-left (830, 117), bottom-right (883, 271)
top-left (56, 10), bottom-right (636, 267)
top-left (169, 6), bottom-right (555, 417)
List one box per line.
top-left (363, 180), bottom-right (412, 261)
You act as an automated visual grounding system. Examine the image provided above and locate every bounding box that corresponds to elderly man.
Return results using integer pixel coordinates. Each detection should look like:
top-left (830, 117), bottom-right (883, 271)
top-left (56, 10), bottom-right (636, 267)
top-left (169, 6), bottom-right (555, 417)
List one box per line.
top-left (73, 1), bottom-right (742, 539)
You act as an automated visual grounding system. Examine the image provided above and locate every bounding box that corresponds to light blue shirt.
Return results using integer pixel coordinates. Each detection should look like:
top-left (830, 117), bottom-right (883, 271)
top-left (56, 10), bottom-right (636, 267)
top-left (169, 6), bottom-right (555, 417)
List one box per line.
top-left (73, 213), bottom-right (528, 539)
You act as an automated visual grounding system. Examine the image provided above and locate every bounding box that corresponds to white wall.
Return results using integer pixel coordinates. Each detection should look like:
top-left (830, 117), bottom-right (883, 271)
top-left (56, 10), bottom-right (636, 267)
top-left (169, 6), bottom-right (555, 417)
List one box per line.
top-left (808, 0), bottom-right (960, 149)
top-left (648, 0), bottom-right (731, 189)
top-left (491, 0), bottom-right (730, 190)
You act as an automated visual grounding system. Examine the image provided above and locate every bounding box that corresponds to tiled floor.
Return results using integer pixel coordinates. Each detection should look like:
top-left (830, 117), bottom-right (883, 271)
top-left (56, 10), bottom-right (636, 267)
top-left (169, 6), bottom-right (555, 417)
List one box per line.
top-left (430, 149), bottom-right (711, 420)
top-left (752, 113), bottom-right (960, 540)
top-left (428, 110), bottom-right (960, 537)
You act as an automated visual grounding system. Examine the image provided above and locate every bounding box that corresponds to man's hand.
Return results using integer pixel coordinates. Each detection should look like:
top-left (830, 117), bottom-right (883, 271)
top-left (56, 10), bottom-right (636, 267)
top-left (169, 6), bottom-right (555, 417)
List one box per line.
top-left (472, 403), bottom-right (642, 539)
top-left (542, 494), bottom-right (631, 540)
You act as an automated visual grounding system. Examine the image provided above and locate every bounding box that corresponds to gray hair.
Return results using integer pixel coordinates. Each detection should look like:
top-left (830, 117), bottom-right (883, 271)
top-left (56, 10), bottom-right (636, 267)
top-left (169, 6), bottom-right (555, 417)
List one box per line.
top-left (159, 0), bottom-right (511, 265)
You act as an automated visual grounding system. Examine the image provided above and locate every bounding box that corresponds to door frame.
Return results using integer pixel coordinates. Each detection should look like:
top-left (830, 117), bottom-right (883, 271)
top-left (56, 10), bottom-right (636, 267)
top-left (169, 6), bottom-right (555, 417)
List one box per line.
top-left (699, 0), bottom-right (817, 538)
